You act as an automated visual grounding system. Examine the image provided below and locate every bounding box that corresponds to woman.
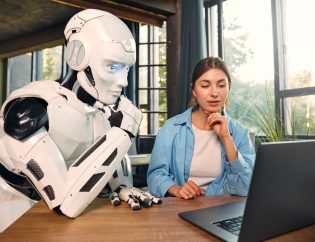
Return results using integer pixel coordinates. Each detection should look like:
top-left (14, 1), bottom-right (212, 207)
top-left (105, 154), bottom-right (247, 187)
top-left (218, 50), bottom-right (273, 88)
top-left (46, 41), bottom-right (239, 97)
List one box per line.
top-left (147, 57), bottom-right (255, 199)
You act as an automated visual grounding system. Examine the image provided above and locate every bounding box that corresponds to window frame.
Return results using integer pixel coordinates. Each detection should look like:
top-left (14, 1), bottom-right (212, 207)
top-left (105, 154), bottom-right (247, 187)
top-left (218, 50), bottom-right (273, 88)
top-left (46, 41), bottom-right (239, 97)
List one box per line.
top-left (136, 23), bottom-right (167, 136)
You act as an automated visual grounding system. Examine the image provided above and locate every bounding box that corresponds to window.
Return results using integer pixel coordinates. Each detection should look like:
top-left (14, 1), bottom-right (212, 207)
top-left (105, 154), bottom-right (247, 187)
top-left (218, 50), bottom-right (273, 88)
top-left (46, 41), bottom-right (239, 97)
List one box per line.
top-left (284, 96), bottom-right (315, 136)
top-left (137, 23), bottom-right (167, 135)
top-left (281, 1), bottom-right (315, 90)
top-left (205, 0), bottom-right (315, 138)
top-left (6, 53), bottom-right (32, 94)
top-left (276, 0), bottom-right (315, 137)
top-left (224, 0), bottom-right (274, 134)
top-left (6, 45), bottom-right (65, 97)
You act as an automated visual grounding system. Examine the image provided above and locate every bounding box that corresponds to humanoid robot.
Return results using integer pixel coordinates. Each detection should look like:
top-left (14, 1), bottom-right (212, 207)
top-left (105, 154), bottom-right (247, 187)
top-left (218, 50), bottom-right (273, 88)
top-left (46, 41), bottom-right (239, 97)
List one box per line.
top-left (0, 9), bottom-right (159, 218)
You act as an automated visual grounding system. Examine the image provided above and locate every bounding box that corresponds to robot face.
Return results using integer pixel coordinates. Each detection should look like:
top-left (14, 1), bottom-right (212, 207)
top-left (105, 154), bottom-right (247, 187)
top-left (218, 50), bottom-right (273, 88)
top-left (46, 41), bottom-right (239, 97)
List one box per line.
top-left (89, 41), bottom-right (136, 104)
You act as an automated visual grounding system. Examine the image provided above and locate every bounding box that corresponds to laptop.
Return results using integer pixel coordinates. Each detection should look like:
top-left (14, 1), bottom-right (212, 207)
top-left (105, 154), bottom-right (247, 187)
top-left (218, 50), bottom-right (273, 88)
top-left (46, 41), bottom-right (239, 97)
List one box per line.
top-left (178, 140), bottom-right (315, 242)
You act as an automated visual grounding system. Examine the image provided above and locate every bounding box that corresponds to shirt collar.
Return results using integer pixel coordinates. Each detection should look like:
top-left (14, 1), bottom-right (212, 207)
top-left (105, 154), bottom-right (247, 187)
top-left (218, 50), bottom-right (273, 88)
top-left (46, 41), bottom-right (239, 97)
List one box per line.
top-left (173, 104), bottom-right (198, 125)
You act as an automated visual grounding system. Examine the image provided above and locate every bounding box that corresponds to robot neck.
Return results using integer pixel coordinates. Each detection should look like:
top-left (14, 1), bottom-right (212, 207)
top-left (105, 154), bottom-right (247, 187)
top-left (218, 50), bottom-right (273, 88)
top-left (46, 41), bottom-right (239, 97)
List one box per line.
top-left (73, 81), bottom-right (97, 107)
top-left (62, 69), bottom-right (107, 110)
top-left (61, 69), bottom-right (97, 107)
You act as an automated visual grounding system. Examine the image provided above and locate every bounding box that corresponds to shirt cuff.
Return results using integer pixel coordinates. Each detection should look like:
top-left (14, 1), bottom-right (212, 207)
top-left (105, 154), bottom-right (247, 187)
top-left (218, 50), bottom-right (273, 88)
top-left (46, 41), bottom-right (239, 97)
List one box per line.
top-left (224, 151), bottom-right (247, 174)
top-left (158, 178), bottom-right (176, 197)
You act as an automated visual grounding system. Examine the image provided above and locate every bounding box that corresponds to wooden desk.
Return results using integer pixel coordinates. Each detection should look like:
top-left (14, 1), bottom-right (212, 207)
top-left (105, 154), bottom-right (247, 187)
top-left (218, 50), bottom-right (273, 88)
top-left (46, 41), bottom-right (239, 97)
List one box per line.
top-left (1, 196), bottom-right (314, 242)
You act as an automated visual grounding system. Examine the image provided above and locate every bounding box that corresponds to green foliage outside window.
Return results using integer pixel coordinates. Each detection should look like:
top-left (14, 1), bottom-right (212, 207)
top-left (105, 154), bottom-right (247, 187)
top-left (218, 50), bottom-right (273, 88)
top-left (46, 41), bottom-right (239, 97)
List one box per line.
top-left (43, 46), bottom-right (62, 81)
top-left (158, 26), bottom-right (167, 128)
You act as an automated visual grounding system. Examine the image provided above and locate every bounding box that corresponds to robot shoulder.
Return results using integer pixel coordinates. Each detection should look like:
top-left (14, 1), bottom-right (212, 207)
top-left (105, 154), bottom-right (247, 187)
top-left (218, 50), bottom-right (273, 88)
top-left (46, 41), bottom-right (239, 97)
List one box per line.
top-left (3, 97), bottom-right (48, 140)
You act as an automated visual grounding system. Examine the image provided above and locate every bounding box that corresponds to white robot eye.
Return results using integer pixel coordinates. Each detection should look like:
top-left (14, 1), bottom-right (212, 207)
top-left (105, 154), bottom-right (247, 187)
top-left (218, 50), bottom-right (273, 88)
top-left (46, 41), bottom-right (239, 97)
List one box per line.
top-left (109, 64), bottom-right (132, 72)
top-left (110, 64), bottom-right (124, 72)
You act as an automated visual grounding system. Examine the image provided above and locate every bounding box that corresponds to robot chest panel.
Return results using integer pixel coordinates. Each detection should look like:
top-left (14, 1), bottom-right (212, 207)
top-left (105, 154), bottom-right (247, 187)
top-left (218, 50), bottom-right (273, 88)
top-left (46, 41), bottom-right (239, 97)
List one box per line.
top-left (47, 100), bottom-right (109, 161)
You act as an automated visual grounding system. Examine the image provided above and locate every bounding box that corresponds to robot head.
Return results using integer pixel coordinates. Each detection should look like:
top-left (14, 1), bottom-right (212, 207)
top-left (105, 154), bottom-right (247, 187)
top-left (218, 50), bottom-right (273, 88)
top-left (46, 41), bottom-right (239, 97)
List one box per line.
top-left (64, 9), bottom-right (136, 105)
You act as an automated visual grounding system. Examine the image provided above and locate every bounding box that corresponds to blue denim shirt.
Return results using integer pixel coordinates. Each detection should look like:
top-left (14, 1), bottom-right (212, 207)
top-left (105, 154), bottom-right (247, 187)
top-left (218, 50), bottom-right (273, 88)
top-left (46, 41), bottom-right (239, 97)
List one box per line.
top-left (147, 105), bottom-right (255, 197)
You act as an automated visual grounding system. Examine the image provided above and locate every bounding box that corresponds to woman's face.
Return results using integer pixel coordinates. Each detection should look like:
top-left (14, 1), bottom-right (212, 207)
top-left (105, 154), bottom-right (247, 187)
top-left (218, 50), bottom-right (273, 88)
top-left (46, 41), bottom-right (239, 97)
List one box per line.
top-left (192, 68), bottom-right (229, 114)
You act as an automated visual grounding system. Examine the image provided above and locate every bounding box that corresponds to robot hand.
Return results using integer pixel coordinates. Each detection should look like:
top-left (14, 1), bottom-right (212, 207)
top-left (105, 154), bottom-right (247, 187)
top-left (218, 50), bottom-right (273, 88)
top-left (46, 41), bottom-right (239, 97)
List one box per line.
top-left (104, 96), bottom-right (143, 138)
top-left (110, 186), bottom-right (162, 210)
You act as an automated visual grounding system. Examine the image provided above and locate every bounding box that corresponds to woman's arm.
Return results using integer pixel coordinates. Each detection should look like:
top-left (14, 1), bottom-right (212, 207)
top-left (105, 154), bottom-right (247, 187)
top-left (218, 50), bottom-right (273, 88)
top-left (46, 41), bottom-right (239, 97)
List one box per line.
top-left (147, 127), bottom-right (176, 197)
top-left (224, 130), bottom-right (255, 196)
top-left (221, 134), bottom-right (238, 162)
top-left (207, 113), bottom-right (255, 195)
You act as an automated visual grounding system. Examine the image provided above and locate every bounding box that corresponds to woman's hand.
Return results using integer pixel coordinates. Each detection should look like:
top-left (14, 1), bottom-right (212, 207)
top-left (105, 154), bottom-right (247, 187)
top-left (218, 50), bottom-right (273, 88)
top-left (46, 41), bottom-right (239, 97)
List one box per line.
top-left (206, 112), bottom-right (238, 162)
top-left (206, 112), bottom-right (230, 138)
top-left (168, 181), bottom-right (204, 200)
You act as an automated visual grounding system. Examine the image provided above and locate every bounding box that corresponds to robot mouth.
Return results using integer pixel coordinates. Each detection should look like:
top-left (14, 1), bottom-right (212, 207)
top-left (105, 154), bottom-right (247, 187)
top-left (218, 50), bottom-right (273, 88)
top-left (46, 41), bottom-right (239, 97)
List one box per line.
top-left (111, 91), bottom-right (122, 97)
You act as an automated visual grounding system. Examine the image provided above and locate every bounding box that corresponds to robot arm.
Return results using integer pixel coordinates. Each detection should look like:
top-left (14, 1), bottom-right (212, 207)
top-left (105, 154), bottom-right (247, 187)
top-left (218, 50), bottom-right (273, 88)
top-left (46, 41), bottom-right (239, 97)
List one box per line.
top-left (0, 98), bottom-right (132, 218)
top-left (60, 127), bottom-right (131, 217)
top-left (1, 126), bottom-right (131, 218)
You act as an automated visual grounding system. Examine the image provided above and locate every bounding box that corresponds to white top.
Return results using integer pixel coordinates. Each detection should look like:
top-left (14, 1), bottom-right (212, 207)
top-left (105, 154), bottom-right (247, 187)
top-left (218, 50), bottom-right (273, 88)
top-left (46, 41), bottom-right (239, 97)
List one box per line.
top-left (188, 124), bottom-right (222, 190)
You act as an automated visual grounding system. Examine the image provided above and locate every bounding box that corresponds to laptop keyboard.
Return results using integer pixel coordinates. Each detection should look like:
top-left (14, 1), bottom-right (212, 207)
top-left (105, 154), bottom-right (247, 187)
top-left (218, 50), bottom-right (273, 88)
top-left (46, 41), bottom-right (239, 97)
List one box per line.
top-left (213, 216), bottom-right (243, 235)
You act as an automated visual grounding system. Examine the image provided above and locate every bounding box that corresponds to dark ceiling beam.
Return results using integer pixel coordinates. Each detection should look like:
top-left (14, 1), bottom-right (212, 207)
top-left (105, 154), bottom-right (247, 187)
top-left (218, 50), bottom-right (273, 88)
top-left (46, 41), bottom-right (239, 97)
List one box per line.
top-left (112, 0), bottom-right (176, 16)
top-left (0, 0), bottom-right (177, 58)
top-left (0, 24), bottom-right (65, 59)
top-left (51, 0), bottom-right (171, 27)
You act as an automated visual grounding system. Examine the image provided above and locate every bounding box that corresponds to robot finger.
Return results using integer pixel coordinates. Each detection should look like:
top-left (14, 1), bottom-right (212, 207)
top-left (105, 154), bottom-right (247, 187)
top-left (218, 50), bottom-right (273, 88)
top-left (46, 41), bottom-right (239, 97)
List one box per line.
top-left (138, 196), bottom-right (152, 208)
top-left (109, 191), bottom-right (120, 207)
top-left (127, 187), bottom-right (152, 208)
top-left (127, 194), bottom-right (141, 210)
top-left (102, 105), bottom-right (114, 119)
top-left (144, 191), bottom-right (162, 205)
top-left (116, 96), bottom-right (132, 112)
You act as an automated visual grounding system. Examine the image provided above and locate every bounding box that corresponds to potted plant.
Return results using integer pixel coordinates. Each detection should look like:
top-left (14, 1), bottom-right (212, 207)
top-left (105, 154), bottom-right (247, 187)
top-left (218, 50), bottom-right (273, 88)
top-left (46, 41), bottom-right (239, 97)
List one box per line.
top-left (252, 86), bottom-right (297, 143)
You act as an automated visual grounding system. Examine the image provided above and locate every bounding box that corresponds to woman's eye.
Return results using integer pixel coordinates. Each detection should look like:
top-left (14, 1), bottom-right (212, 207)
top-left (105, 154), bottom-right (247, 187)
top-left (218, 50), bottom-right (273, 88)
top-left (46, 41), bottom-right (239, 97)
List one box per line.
top-left (201, 85), bottom-right (208, 88)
